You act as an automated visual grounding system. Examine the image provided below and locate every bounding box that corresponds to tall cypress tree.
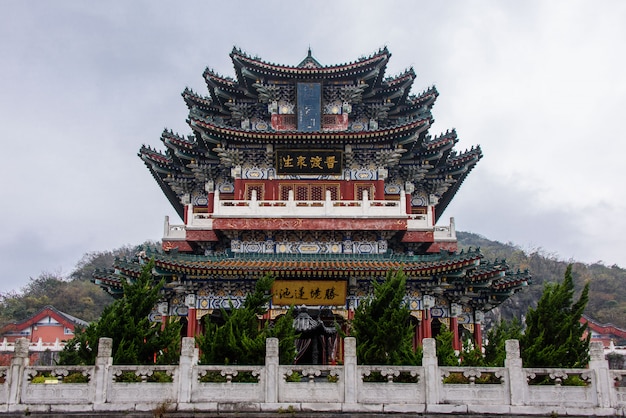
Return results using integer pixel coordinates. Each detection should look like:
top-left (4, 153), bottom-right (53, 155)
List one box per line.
top-left (483, 318), bottom-right (523, 367)
top-left (196, 274), bottom-right (296, 365)
top-left (351, 269), bottom-right (419, 365)
top-left (520, 264), bottom-right (590, 368)
top-left (59, 259), bottom-right (182, 365)
top-left (435, 324), bottom-right (458, 366)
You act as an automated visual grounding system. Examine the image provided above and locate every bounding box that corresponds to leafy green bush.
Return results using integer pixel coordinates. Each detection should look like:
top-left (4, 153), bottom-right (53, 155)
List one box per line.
top-left (442, 372), bottom-right (466, 384)
top-left (527, 374), bottom-right (588, 386)
top-left (394, 371), bottom-right (419, 383)
top-left (198, 370), bottom-right (257, 383)
top-left (363, 370), bottom-right (418, 383)
top-left (147, 371), bottom-right (173, 383)
top-left (232, 371), bottom-right (259, 383)
top-left (285, 371), bottom-right (303, 382)
top-left (30, 375), bottom-right (48, 384)
top-left (199, 371), bottom-right (227, 383)
top-left (442, 371), bottom-right (500, 384)
top-left (115, 371), bottom-right (141, 383)
top-left (362, 371), bottom-right (385, 382)
top-left (63, 372), bottom-right (89, 383)
top-left (563, 375), bottom-right (588, 386)
top-left (476, 373), bottom-right (502, 384)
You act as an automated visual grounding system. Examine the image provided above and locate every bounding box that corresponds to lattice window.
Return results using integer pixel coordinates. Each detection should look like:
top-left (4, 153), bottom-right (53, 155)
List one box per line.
top-left (355, 184), bottom-right (374, 200)
top-left (310, 186), bottom-right (323, 201)
top-left (279, 182), bottom-right (340, 200)
top-left (279, 184), bottom-right (294, 200)
top-left (322, 114), bottom-right (341, 125)
top-left (296, 185), bottom-right (309, 200)
top-left (245, 183), bottom-right (265, 200)
top-left (325, 184), bottom-right (339, 200)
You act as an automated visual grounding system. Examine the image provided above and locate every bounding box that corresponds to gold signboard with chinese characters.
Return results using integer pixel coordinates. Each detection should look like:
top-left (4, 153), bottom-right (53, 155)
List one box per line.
top-left (272, 280), bottom-right (347, 306)
top-left (276, 150), bottom-right (343, 175)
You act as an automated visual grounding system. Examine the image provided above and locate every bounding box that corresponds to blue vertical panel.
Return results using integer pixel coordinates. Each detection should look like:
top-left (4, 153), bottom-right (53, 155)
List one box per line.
top-left (297, 82), bottom-right (321, 132)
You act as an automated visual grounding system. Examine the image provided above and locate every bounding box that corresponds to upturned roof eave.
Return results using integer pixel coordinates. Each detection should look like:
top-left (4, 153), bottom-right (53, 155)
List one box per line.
top-left (229, 47), bottom-right (391, 81)
top-left (189, 115), bottom-right (429, 144)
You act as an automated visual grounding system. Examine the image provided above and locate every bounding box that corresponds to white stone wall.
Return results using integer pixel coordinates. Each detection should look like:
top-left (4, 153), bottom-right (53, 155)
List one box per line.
top-left (1, 337), bottom-right (625, 416)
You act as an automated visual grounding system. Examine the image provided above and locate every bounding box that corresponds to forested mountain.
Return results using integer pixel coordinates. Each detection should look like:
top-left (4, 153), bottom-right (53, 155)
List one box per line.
top-left (1, 235), bottom-right (625, 331)
top-left (0, 244), bottom-right (152, 327)
top-left (457, 231), bottom-right (626, 329)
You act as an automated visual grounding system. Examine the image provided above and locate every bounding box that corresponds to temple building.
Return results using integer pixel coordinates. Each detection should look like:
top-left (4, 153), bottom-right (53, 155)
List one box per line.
top-left (94, 47), bottom-right (530, 360)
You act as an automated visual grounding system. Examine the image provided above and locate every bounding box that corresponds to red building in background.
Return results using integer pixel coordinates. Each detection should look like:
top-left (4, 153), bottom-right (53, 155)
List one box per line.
top-left (581, 315), bottom-right (626, 348)
top-left (0, 306), bottom-right (88, 365)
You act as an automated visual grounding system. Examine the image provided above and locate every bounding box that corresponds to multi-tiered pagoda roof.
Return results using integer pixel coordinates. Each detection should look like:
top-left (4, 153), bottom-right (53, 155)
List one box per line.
top-left (96, 47), bottom-right (530, 344)
top-left (139, 47), bottom-right (481, 222)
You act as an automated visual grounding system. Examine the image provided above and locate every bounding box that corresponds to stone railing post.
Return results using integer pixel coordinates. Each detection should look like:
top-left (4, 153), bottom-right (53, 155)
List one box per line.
top-left (178, 337), bottom-right (196, 404)
top-left (7, 338), bottom-right (29, 405)
top-left (343, 337), bottom-right (357, 404)
top-left (265, 338), bottom-right (279, 404)
top-left (422, 338), bottom-right (439, 407)
top-left (588, 341), bottom-right (612, 408)
top-left (94, 337), bottom-right (112, 405)
top-left (505, 339), bottom-right (526, 406)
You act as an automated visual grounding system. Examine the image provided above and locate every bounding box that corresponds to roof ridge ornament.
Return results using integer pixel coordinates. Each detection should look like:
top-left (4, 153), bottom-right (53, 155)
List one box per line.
top-left (297, 46), bottom-right (322, 69)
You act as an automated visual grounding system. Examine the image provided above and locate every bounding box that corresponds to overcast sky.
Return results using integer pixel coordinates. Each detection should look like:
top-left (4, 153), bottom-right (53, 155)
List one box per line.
top-left (1, 1), bottom-right (625, 293)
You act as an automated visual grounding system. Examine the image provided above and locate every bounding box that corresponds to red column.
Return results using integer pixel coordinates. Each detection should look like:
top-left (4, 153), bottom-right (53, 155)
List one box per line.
top-left (234, 178), bottom-right (243, 200)
top-left (451, 317), bottom-right (460, 351)
top-left (375, 179), bottom-right (385, 200)
top-left (415, 316), bottom-right (423, 348)
top-left (344, 182), bottom-right (354, 200)
top-left (187, 308), bottom-right (197, 338)
top-left (348, 308), bottom-right (355, 321)
top-left (207, 192), bottom-right (214, 213)
top-left (267, 179), bottom-right (276, 200)
top-left (422, 309), bottom-right (432, 339)
top-left (474, 312), bottom-right (483, 351)
top-left (474, 325), bottom-right (482, 350)
top-left (159, 302), bottom-right (169, 332)
top-left (406, 192), bottom-right (412, 215)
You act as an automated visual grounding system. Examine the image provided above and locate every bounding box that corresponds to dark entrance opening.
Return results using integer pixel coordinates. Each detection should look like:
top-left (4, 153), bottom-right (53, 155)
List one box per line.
top-left (293, 307), bottom-right (338, 365)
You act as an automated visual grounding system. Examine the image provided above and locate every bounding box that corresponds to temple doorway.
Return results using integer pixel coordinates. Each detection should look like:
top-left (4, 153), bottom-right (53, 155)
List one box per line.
top-left (293, 307), bottom-right (339, 365)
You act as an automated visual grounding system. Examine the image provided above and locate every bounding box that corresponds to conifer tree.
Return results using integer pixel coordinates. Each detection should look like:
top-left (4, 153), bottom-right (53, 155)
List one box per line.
top-left (196, 274), bottom-right (296, 365)
top-left (59, 259), bottom-right (181, 365)
top-left (435, 324), bottom-right (458, 366)
top-left (520, 264), bottom-right (590, 368)
top-left (460, 338), bottom-right (484, 367)
top-left (483, 318), bottom-right (523, 366)
top-left (351, 269), bottom-right (419, 365)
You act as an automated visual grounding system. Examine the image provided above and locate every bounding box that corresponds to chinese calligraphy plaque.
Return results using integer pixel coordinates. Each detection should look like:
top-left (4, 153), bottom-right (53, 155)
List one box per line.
top-left (276, 150), bottom-right (343, 175)
top-left (272, 280), bottom-right (347, 306)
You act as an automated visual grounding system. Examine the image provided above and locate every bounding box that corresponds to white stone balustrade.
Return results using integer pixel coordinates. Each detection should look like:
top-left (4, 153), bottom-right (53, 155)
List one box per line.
top-left (0, 337), bottom-right (623, 416)
top-left (0, 337), bottom-right (65, 352)
top-left (163, 216), bottom-right (186, 240)
top-left (209, 190), bottom-right (410, 220)
top-left (163, 190), bottom-right (459, 241)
